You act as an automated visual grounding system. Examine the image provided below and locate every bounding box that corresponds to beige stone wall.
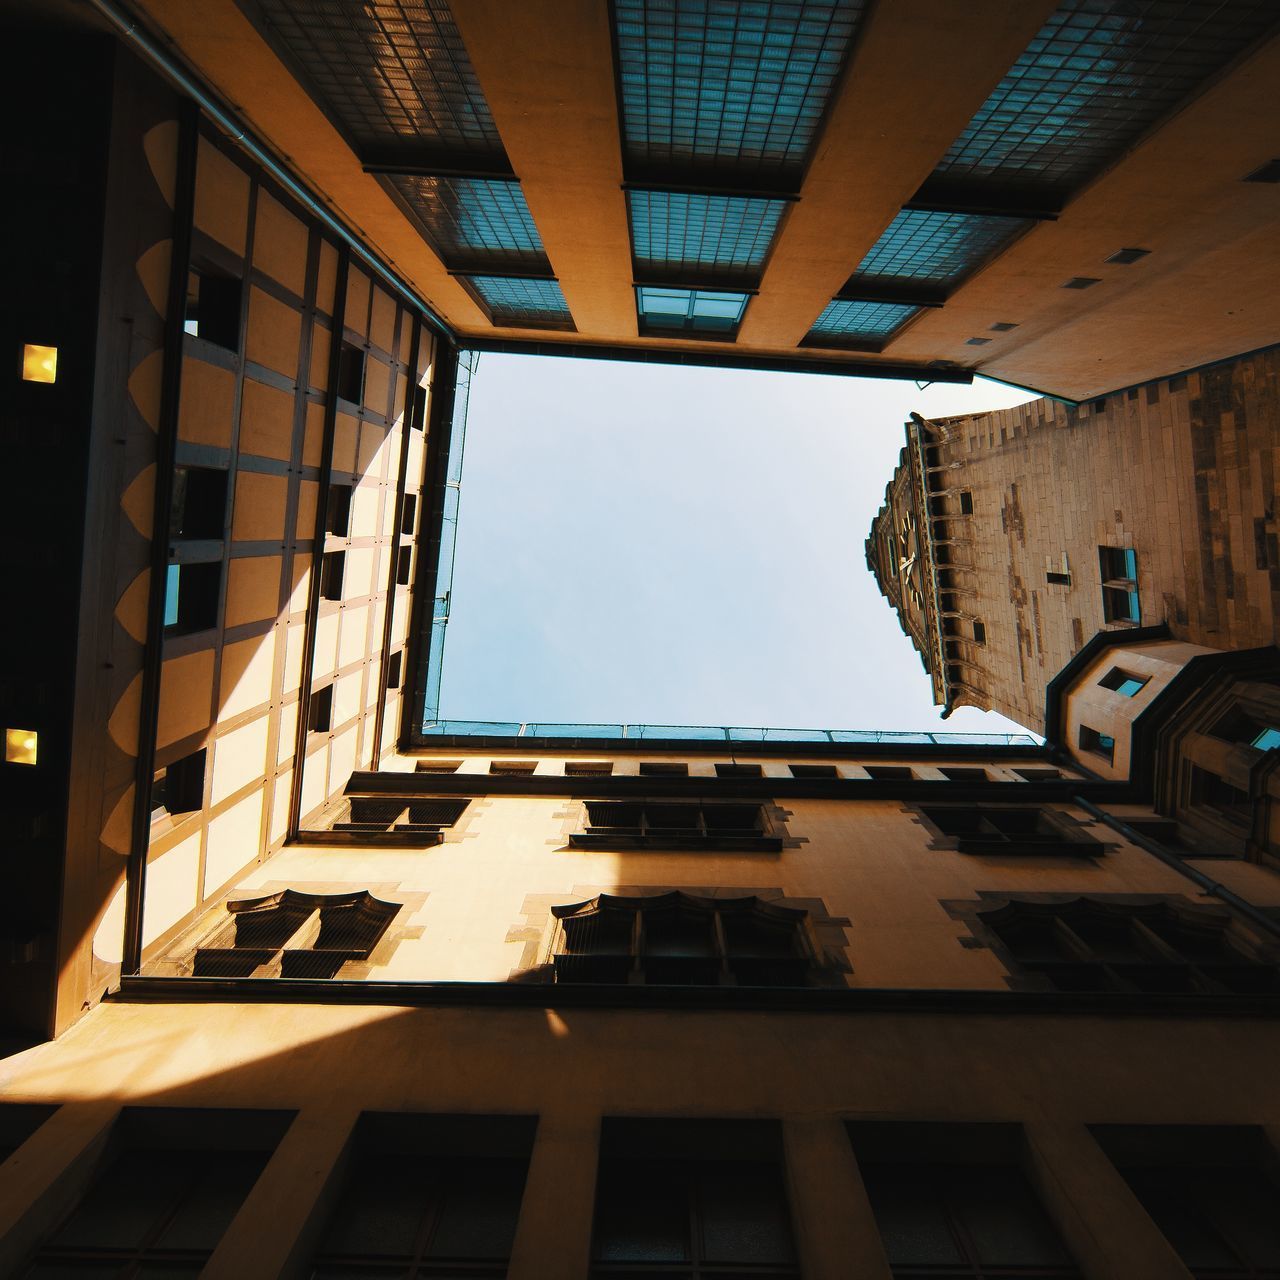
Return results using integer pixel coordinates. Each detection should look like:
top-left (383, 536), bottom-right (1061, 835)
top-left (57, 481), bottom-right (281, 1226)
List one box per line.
top-left (925, 349), bottom-right (1280, 730)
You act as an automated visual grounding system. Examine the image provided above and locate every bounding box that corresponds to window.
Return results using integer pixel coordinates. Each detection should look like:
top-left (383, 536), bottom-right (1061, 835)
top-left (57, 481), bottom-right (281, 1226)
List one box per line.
top-left (415, 759), bottom-right (461, 774)
top-left (1099, 545), bottom-right (1140, 623)
top-left (4, 727), bottom-right (38, 767)
top-left (336, 341), bottom-right (366, 404)
top-left (849, 1122), bottom-right (1079, 1279)
top-left (1045, 552), bottom-right (1071, 586)
top-left (1013, 767), bottom-right (1062, 782)
top-left (635, 286), bottom-right (749, 337)
top-left (311, 1113), bottom-right (535, 1276)
top-left (554, 892), bottom-right (812, 987)
top-left (386, 650), bottom-right (402, 689)
top-left (401, 491), bottom-right (417, 536)
top-left (592, 1118), bottom-right (799, 1276)
top-left (411, 383), bottom-right (427, 430)
top-left (170, 466), bottom-right (228, 541)
top-left (865, 765), bottom-right (915, 781)
top-left (308, 684), bottom-right (333, 734)
top-left (336, 797), bottom-right (469, 835)
top-left (463, 275), bottom-right (574, 329)
top-left (152, 747), bottom-right (206, 817)
top-left (922, 805), bottom-right (1100, 856)
top-left (958, 490), bottom-right (973, 514)
top-left (193, 888), bottom-right (401, 978)
top-left (971, 619), bottom-right (986, 644)
top-left (566, 761), bottom-right (615, 776)
top-left (26, 1108), bottom-right (289, 1273)
top-left (164, 561), bottom-right (221, 634)
top-left (978, 897), bottom-right (1280, 994)
top-left (789, 763), bottom-right (838, 778)
top-left (1210, 707), bottom-right (1280, 752)
top-left (1090, 1125), bottom-right (1280, 1278)
top-left (1190, 766), bottom-right (1252, 824)
top-left (490, 760), bottom-right (537, 775)
top-left (184, 265), bottom-right (242, 350)
top-left (573, 801), bottom-right (778, 851)
top-left (1100, 667), bottom-right (1148, 697)
top-left (715, 762), bottom-right (763, 778)
top-left (939, 766), bottom-right (989, 782)
top-left (1255, 727), bottom-right (1280, 751)
top-left (396, 544), bottom-right (413, 585)
top-left (1079, 725), bottom-right (1115, 763)
top-left (326, 482), bottom-right (353, 537)
top-left (20, 343), bottom-right (58, 384)
top-left (638, 761), bottom-right (688, 776)
top-left (320, 550), bottom-right (345, 601)
top-left (1047, 570), bottom-right (1071, 585)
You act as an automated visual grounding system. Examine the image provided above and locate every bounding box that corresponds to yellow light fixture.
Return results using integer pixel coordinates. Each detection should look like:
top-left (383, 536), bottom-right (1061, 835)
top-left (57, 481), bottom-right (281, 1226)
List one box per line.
top-left (22, 344), bottom-right (58, 384)
top-left (5, 728), bottom-right (38, 766)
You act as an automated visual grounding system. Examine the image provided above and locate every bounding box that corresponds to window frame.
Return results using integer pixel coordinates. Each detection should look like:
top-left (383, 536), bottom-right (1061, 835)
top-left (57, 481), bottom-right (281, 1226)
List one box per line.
top-left (571, 798), bottom-right (781, 851)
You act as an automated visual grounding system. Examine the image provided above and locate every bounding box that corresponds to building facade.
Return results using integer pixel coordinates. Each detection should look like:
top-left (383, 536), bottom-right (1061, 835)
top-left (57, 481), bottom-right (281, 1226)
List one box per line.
top-left (2, 1), bottom-right (1280, 1276)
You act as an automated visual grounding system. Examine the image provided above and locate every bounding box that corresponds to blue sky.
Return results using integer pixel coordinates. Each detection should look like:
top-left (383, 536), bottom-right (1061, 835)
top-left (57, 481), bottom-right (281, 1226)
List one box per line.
top-left (433, 353), bottom-right (1039, 737)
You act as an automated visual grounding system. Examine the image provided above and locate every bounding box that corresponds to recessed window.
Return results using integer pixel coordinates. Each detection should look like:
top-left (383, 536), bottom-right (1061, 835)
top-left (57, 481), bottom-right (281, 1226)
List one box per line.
top-left (164, 561), bottom-right (221, 634)
top-left (1099, 545), bottom-right (1140, 623)
top-left (965, 336), bottom-right (991, 346)
top-left (1062, 276), bottom-right (1100, 289)
top-left (396, 544), bottom-right (413, 585)
top-left (1046, 570), bottom-right (1071, 585)
top-left (789, 763), bottom-right (838, 778)
top-left (635, 286), bottom-right (749, 337)
top-left (337, 797), bottom-right (470, 833)
top-left (865, 765), bottom-right (914, 781)
top-left (989, 321), bottom-right (1018, 332)
top-left (714, 762), bottom-right (763, 778)
top-left (1243, 158), bottom-right (1280, 183)
top-left (958, 490), bottom-right (973, 514)
top-left (4, 728), bottom-right (38, 766)
top-left (1079, 725), bottom-right (1115, 763)
top-left (922, 805), bottom-right (1099, 856)
top-left (1210, 707), bottom-right (1280, 752)
top-left (1013, 767), bottom-right (1061, 782)
top-left (489, 760), bottom-right (536, 775)
top-left (415, 759), bottom-right (461, 773)
top-left (1106, 246), bottom-right (1150, 264)
top-left (326, 483), bottom-right (353, 537)
top-left (1046, 551), bottom-right (1071, 586)
top-left (971, 619), bottom-right (986, 644)
top-left (308, 684), bottom-right (333, 734)
top-left (1099, 546), bottom-right (1138, 581)
top-left (170, 466), bottom-right (229, 541)
top-left (940, 766), bottom-right (988, 782)
top-left (1100, 667), bottom-right (1148, 697)
top-left (1190, 766), bottom-right (1252, 824)
top-left (410, 383), bottom-right (427, 429)
top-left (20, 343), bottom-right (58, 384)
top-left (336, 342), bottom-right (366, 404)
top-left (565, 761), bottom-right (614, 776)
top-left (638, 761), bottom-right (688, 776)
top-left (574, 801), bottom-right (775, 850)
top-left (1253, 727), bottom-right (1280, 751)
top-left (386, 650), bottom-right (402, 689)
top-left (320, 551), bottom-right (345, 601)
top-left (400, 492), bottom-right (417, 536)
top-left (152, 747), bottom-right (206, 817)
top-left (184, 265), bottom-right (242, 351)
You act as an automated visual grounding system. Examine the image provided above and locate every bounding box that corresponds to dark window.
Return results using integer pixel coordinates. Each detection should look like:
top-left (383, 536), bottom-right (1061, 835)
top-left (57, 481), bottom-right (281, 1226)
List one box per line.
top-left (386, 650), bottom-right (402, 689)
top-left (789, 764), bottom-right (838, 778)
top-left (922, 805), bottom-right (1099, 856)
top-left (592, 1118), bottom-right (798, 1275)
top-left (566, 761), bottom-right (615, 776)
top-left (715, 762), bottom-right (763, 778)
top-left (1090, 1125), bottom-right (1280, 1278)
top-left (415, 760), bottom-right (461, 774)
top-left (1100, 667), bottom-right (1148, 697)
top-left (336, 341), bottom-right (365, 404)
top-left (184, 266), bottom-right (242, 351)
top-left (1063, 276), bottom-right (1100, 289)
top-left (152, 748), bottom-right (207, 817)
top-left (866, 765), bottom-right (915, 781)
top-left (164, 561), bottom-right (221, 635)
top-left (326, 483), bottom-right (353, 537)
top-left (575, 801), bottom-right (776, 850)
top-left (635, 286), bottom-right (749, 337)
top-left (555, 892), bottom-right (811, 987)
top-left (411, 383), bottom-right (427, 430)
top-left (1099, 546), bottom-right (1137, 581)
top-left (396, 544), bottom-right (413, 585)
top-left (170, 466), bottom-right (229, 541)
top-left (308, 684), bottom-right (333, 734)
top-left (1102, 585), bottom-right (1140, 623)
top-left (194, 889), bottom-right (401, 978)
top-left (401, 491), bottom-right (417, 536)
top-left (939, 767), bottom-right (988, 782)
top-left (1190, 766), bottom-right (1252, 824)
top-left (1210, 707), bottom-right (1280, 752)
top-left (1013, 767), bottom-right (1062, 782)
top-left (1079, 725), bottom-right (1115, 763)
top-left (26, 1109), bottom-right (288, 1272)
top-left (1099, 545), bottom-right (1140, 623)
top-left (1047, 570), bottom-right (1071, 585)
top-left (978, 897), bottom-right (1280, 994)
top-left (958, 490), bottom-right (973, 514)
top-left (971, 620), bottom-right (986, 644)
top-left (850, 1122), bottom-right (1079, 1278)
top-left (1244, 158), bottom-right (1280, 184)
top-left (320, 551), bottom-right (345, 601)
top-left (312, 1114), bottom-right (535, 1276)
top-left (336, 796), bottom-right (468, 834)
top-left (638, 761), bottom-right (688, 776)
top-left (489, 760), bottom-right (537, 775)
top-left (1106, 246), bottom-right (1150, 265)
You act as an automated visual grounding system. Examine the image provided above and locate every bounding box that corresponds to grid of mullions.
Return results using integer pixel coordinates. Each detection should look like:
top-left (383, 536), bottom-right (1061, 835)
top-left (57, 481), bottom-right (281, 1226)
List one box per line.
top-left (388, 176), bottom-right (549, 272)
top-left (807, 298), bottom-right (919, 343)
top-left (636, 286), bottom-right (750, 333)
top-left (934, 0), bottom-right (1278, 196)
top-left (613, 0), bottom-right (865, 185)
top-left (629, 190), bottom-right (787, 282)
top-left (849, 209), bottom-right (1030, 291)
top-left (464, 275), bottom-right (573, 328)
top-left (250, 0), bottom-right (503, 159)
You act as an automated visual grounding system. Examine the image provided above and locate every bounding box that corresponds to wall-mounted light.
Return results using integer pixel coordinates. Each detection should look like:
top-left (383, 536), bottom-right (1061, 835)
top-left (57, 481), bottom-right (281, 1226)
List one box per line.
top-left (5, 728), bottom-right (38, 766)
top-left (21, 344), bottom-right (57, 384)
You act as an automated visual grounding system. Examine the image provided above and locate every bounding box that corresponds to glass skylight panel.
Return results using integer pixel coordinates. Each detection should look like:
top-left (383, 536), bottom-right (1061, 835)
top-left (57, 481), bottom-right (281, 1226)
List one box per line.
top-left (613, 0), bottom-right (865, 187)
top-left (635, 286), bottom-right (749, 335)
top-left (465, 275), bottom-right (573, 329)
top-left (932, 0), bottom-right (1277, 200)
top-left (848, 209), bottom-right (1029, 294)
top-left (629, 190), bottom-right (787, 284)
top-left (250, 0), bottom-right (505, 162)
top-left (389, 176), bottom-right (548, 273)
top-left (806, 299), bottom-right (919, 345)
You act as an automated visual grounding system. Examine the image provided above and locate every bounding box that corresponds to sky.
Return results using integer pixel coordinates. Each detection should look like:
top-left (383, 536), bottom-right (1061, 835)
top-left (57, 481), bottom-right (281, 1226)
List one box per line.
top-left (432, 353), bottom-right (1041, 738)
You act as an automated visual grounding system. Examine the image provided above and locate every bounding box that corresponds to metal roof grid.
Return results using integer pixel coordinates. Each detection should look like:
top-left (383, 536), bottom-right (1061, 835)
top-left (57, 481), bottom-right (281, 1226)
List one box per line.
top-left (629, 190), bottom-right (787, 283)
top-left (465, 275), bottom-right (574, 329)
top-left (807, 298), bottom-right (919, 344)
top-left (849, 209), bottom-right (1030, 291)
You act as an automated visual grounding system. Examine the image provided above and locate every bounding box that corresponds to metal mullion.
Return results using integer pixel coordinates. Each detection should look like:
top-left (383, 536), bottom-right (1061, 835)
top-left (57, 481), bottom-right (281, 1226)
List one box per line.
top-left (632, 908), bottom-right (645, 983)
top-left (711, 908), bottom-right (732, 986)
top-left (936, 1169), bottom-right (986, 1278)
top-left (408, 1166), bottom-right (445, 1276)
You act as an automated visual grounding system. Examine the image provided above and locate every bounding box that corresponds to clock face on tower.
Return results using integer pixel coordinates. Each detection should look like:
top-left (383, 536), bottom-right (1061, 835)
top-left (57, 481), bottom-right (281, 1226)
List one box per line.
top-left (898, 511), bottom-right (925, 614)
